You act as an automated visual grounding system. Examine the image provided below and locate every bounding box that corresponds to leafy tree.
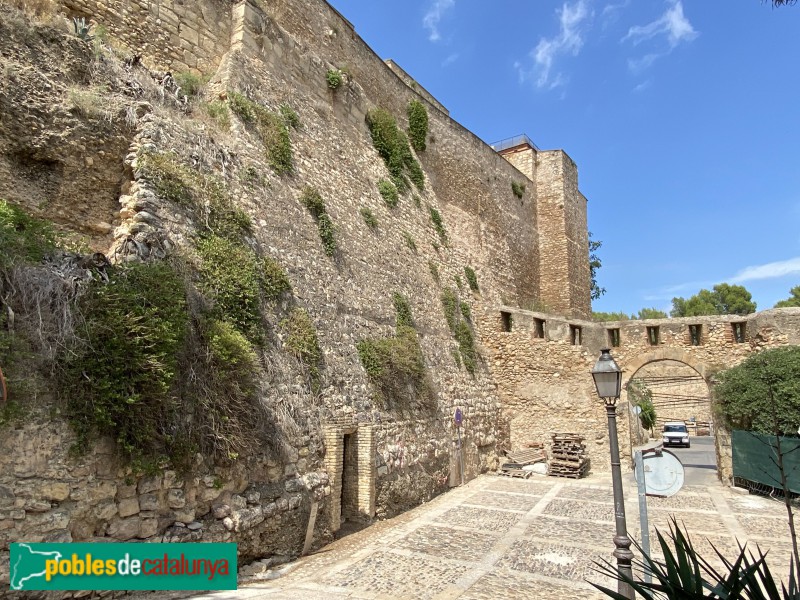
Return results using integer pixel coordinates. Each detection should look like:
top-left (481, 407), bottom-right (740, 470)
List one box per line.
top-left (769, 0), bottom-right (796, 5)
top-left (592, 311), bottom-right (629, 322)
top-left (671, 283), bottom-right (756, 317)
top-left (714, 346), bottom-right (800, 435)
top-left (628, 378), bottom-right (657, 430)
top-left (714, 346), bottom-right (800, 580)
top-left (775, 285), bottom-right (800, 308)
top-left (636, 307), bottom-right (668, 320)
top-left (589, 232), bottom-right (605, 301)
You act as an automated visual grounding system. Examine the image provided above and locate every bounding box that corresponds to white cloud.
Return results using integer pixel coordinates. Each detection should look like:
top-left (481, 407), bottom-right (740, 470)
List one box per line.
top-left (423, 0), bottom-right (455, 43)
top-left (627, 53), bottom-right (660, 74)
top-left (442, 52), bottom-right (460, 67)
top-left (517, 0), bottom-right (592, 90)
top-left (730, 257), bottom-right (800, 283)
top-left (632, 79), bottom-right (652, 93)
top-left (623, 0), bottom-right (698, 48)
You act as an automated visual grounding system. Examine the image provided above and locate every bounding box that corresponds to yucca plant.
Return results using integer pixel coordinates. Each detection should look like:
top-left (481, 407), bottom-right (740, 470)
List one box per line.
top-left (72, 16), bottom-right (93, 41)
top-left (593, 519), bottom-right (799, 599)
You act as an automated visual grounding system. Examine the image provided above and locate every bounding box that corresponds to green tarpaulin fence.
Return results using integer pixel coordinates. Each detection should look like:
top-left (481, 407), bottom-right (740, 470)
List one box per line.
top-left (732, 429), bottom-right (800, 494)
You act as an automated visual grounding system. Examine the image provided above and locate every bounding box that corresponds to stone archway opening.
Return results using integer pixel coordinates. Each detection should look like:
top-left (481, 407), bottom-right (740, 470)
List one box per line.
top-left (624, 356), bottom-right (718, 484)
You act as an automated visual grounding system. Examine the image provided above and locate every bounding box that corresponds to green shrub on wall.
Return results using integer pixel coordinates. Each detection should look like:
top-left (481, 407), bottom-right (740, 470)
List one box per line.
top-left (407, 99), bottom-right (428, 152)
top-left (326, 68), bottom-right (343, 90)
top-left (428, 206), bottom-right (447, 243)
top-left (137, 150), bottom-right (197, 207)
top-left (357, 326), bottom-right (431, 411)
top-left (227, 91), bottom-right (293, 175)
top-left (464, 266), bottom-right (479, 292)
top-left (440, 286), bottom-right (478, 374)
top-left (511, 181), bottom-right (526, 199)
top-left (378, 179), bottom-right (399, 208)
top-left (281, 307), bottom-right (322, 383)
top-left (357, 293), bottom-right (432, 411)
top-left (392, 292), bottom-right (413, 328)
top-left (300, 187), bottom-right (337, 257)
top-left (61, 261), bottom-right (189, 467)
top-left (196, 235), bottom-right (268, 342)
top-left (366, 108), bottom-right (425, 193)
top-left (360, 206), bottom-right (378, 228)
top-left (0, 200), bottom-right (58, 267)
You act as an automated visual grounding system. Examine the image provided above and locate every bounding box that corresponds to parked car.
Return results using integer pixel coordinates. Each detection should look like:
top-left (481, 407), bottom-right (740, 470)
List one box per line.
top-left (662, 422), bottom-right (690, 448)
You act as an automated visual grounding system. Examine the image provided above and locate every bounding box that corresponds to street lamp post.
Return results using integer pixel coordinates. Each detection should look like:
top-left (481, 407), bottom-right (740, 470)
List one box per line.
top-left (591, 348), bottom-right (635, 600)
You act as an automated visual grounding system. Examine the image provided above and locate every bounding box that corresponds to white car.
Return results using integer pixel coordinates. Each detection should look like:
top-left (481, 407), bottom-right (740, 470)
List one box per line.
top-left (662, 422), bottom-right (690, 448)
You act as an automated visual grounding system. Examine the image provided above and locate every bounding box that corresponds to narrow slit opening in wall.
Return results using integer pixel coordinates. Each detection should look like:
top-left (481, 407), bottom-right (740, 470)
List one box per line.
top-left (570, 325), bottom-right (582, 345)
top-left (732, 322), bottom-right (746, 343)
top-left (689, 324), bottom-right (702, 346)
top-left (533, 318), bottom-right (545, 339)
top-left (341, 432), bottom-right (358, 524)
top-left (608, 328), bottom-right (620, 348)
top-left (501, 311), bottom-right (512, 332)
top-left (647, 326), bottom-right (659, 346)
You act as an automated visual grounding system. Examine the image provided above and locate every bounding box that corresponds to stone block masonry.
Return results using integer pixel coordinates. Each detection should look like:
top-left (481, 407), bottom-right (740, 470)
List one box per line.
top-left (62, 0), bottom-right (232, 73)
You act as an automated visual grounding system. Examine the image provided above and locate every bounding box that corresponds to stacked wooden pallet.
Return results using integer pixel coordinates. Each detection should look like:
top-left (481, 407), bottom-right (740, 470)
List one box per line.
top-left (548, 433), bottom-right (589, 479)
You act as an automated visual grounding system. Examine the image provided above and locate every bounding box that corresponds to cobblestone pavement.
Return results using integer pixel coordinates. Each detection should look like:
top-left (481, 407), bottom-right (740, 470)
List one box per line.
top-left (193, 474), bottom-right (794, 599)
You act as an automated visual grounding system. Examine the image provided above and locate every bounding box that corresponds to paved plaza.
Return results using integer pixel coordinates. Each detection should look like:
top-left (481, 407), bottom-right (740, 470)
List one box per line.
top-left (193, 466), bottom-right (796, 600)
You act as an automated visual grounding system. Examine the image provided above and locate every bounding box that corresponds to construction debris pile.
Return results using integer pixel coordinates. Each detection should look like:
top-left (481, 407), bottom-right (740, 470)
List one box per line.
top-left (499, 443), bottom-right (547, 478)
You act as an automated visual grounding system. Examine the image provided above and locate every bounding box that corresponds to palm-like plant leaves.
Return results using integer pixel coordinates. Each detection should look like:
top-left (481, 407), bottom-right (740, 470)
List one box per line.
top-left (592, 518), bottom-right (800, 599)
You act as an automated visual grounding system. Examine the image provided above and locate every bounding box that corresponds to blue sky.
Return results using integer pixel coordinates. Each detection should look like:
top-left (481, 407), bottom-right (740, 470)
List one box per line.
top-left (327, 0), bottom-right (800, 316)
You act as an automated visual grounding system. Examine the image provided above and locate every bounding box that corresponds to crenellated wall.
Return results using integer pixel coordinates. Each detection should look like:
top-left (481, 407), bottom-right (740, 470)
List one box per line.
top-left (479, 306), bottom-right (800, 478)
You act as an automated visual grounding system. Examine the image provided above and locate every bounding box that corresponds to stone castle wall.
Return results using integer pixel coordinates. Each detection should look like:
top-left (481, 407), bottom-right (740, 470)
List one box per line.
top-left (63, 0), bottom-right (233, 73)
top-left (479, 307), bottom-right (800, 477)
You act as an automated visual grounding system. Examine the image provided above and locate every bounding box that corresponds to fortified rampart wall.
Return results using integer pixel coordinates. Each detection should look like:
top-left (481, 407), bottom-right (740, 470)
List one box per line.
top-left (479, 307), bottom-right (800, 479)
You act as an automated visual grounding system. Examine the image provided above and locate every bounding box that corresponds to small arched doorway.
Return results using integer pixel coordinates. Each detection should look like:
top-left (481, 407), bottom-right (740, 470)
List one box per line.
top-left (622, 351), bottom-right (717, 484)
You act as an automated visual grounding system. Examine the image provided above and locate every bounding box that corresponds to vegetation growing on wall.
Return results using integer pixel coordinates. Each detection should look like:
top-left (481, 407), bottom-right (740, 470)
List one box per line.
top-left (281, 307), bottom-right (322, 384)
top-left (441, 286), bottom-right (478, 374)
top-left (61, 261), bottom-right (189, 468)
top-left (627, 379), bottom-right (656, 430)
top-left (464, 266), bottom-right (479, 292)
top-left (428, 206), bottom-right (447, 243)
top-left (360, 207), bottom-right (378, 228)
top-left (403, 231), bottom-right (417, 252)
top-left (300, 187), bottom-right (336, 256)
top-left (196, 235), bottom-right (268, 343)
top-left (326, 68), bottom-right (343, 90)
top-left (0, 200), bottom-right (58, 266)
top-left (228, 91), bottom-right (293, 175)
top-left (378, 179), bottom-right (399, 208)
top-left (511, 181), bottom-right (525, 199)
top-left (203, 100), bottom-right (231, 130)
top-left (407, 99), bottom-right (428, 152)
top-left (392, 292), bottom-right (413, 327)
top-left (357, 293), bottom-right (432, 411)
top-left (366, 108), bottom-right (425, 193)
top-left (428, 260), bottom-right (440, 283)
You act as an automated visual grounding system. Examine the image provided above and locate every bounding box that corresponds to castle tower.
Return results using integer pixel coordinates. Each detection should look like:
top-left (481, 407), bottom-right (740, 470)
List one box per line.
top-left (495, 136), bottom-right (591, 318)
